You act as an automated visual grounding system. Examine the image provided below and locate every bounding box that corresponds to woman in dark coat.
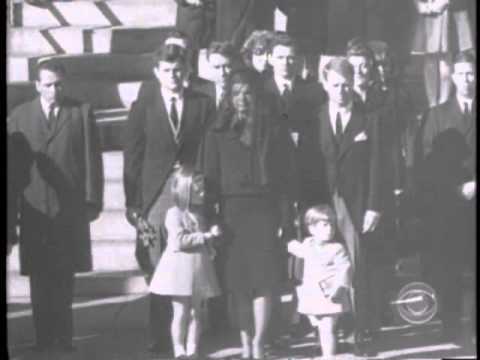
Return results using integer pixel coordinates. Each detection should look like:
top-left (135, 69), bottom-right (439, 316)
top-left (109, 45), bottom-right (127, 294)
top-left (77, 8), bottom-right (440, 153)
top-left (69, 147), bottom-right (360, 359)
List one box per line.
top-left (201, 69), bottom-right (295, 359)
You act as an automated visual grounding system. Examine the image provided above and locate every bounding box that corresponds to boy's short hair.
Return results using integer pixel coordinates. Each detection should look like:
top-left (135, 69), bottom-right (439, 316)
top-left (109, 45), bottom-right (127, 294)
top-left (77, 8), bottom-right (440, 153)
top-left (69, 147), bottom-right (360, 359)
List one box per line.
top-left (323, 57), bottom-right (354, 82)
top-left (304, 204), bottom-right (336, 227)
top-left (345, 37), bottom-right (375, 65)
top-left (207, 41), bottom-right (236, 60)
top-left (153, 43), bottom-right (187, 65)
top-left (35, 59), bottom-right (66, 80)
top-left (453, 50), bottom-right (476, 66)
top-left (269, 32), bottom-right (299, 55)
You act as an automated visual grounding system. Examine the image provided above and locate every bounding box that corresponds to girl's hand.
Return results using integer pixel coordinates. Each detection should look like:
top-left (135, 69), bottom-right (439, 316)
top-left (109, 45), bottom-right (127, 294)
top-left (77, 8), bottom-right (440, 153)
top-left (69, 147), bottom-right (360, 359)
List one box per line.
top-left (287, 240), bottom-right (300, 252)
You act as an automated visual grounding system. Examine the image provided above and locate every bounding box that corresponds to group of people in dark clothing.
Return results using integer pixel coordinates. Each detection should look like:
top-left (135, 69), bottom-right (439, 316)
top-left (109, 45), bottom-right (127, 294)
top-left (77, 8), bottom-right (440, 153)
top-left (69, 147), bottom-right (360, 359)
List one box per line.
top-left (7, 0), bottom-right (476, 359)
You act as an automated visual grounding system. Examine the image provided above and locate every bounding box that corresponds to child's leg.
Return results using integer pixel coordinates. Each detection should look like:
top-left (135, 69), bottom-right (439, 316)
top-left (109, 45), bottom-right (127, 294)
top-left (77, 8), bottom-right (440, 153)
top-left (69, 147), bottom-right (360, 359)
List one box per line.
top-left (252, 290), bottom-right (273, 359)
top-left (186, 296), bottom-right (202, 357)
top-left (234, 292), bottom-right (254, 358)
top-left (171, 296), bottom-right (191, 357)
top-left (317, 315), bottom-right (338, 357)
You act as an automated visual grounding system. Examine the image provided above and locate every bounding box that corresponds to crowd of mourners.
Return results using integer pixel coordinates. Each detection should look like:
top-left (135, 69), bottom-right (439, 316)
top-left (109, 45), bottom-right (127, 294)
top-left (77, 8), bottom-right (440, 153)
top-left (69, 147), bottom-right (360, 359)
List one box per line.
top-left (8, 0), bottom-right (476, 359)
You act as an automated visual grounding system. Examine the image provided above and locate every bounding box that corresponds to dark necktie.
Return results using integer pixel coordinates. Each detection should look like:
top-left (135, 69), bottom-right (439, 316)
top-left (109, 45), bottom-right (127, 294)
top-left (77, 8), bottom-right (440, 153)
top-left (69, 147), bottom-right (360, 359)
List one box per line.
top-left (48, 104), bottom-right (56, 129)
top-left (282, 84), bottom-right (291, 101)
top-left (170, 97), bottom-right (179, 132)
top-left (335, 112), bottom-right (343, 144)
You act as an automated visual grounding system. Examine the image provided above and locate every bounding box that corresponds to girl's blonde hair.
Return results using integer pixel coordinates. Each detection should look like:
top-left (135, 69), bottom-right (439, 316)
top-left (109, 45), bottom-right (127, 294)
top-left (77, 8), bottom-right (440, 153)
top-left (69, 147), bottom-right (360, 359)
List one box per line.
top-left (170, 166), bottom-right (205, 232)
top-left (304, 204), bottom-right (337, 228)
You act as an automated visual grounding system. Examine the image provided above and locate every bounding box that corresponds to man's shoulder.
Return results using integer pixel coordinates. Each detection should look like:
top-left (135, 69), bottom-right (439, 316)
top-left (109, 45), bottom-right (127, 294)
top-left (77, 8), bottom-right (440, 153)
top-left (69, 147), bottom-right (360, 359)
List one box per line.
top-left (190, 76), bottom-right (215, 94)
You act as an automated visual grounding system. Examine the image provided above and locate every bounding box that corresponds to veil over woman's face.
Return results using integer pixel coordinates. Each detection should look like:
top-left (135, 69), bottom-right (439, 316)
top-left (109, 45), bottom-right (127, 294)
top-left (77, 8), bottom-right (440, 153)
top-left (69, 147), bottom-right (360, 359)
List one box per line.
top-left (231, 82), bottom-right (255, 116)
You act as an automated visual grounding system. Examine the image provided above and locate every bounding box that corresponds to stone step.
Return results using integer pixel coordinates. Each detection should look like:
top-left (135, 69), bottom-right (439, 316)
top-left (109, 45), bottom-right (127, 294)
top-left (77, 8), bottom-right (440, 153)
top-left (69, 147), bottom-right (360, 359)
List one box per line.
top-left (7, 47), bottom-right (213, 83)
top-left (7, 270), bottom-right (147, 299)
top-left (7, 52), bottom-right (155, 82)
top-left (103, 179), bottom-right (126, 211)
top-left (8, 25), bottom-right (174, 55)
top-left (14, 0), bottom-right (176, 27)
top-left (7, 80), bottom-right (141, 113)
top-left (90, 210), bottom-right (135, 242)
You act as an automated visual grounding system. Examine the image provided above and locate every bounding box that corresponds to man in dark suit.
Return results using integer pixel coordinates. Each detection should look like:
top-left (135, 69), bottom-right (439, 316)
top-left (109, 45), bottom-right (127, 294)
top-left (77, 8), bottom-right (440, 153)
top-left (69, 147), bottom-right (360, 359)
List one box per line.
top-left (263, 33), bottom-right (326, 346)
top-left (346, 38), bottom-right (410, 327)
top-left (299, 58), bottom-right (381, 356)
top-left (175, 0), bottom-right (216, 75)
top-left (416, 51), bottom-right (476, 343)
top-left (7, 60), bottom-right (104, 353)
top-left (123, 43), bottom-right (215, 355)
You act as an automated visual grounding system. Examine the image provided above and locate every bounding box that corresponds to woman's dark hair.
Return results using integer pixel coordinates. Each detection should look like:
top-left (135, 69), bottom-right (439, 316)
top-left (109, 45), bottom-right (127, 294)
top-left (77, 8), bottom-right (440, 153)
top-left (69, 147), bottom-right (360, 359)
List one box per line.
top-left (241, 30), bottom-right (275, 68)
top-left (214, 68), bottom-right (261, 132)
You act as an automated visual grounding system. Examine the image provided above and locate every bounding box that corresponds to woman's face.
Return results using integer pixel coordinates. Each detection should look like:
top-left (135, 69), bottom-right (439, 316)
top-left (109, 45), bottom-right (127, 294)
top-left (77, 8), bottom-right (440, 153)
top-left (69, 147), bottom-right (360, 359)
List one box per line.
top-left (231, 82), bottom-right (254, 115)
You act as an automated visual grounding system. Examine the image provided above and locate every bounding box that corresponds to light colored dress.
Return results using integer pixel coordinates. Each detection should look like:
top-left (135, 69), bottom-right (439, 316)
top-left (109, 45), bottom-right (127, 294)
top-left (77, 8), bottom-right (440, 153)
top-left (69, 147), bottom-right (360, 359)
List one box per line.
top-left (149, 206), bottom-right (221, 299)
top-left (288, 238), bottom-right (352, 317)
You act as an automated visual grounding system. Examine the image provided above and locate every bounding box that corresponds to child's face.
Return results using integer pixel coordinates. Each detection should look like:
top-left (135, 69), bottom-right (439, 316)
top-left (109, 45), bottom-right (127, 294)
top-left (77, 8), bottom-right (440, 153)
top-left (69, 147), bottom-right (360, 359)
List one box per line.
top-left (308, 218), bottom-right (334, 243)
top-left (189, 175), bottom-right (205, 206)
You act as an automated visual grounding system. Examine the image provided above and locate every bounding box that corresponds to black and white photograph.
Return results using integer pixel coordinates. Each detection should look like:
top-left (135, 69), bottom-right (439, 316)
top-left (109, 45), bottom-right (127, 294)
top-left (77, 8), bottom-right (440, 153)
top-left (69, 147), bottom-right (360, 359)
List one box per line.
top-left (6, 0), bottom-right (476, 359)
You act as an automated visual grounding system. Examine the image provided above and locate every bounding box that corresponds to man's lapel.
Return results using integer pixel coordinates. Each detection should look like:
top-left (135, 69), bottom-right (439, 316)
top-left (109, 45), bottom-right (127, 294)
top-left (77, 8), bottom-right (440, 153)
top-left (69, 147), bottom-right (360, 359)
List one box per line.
top-left (337, 104), bottom-right (365, 159)
top-left (46, 104), bottom-right (69, 144)
top-left (151, 84), bottom-right (177, 148)
top-left (176, 89), bottom-right (196, 149)
top-left (318, 105), bottom-right (337, 159)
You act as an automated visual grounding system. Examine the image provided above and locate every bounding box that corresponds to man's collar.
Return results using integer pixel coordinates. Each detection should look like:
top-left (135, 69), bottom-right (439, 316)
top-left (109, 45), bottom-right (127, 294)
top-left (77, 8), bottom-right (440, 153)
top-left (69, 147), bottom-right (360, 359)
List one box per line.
top-left (274, 75), bottom-right (294, 92)
top-left (160, 86), bottom-right (183, 100)
top-left (329, 101), bottom-right (353, 114)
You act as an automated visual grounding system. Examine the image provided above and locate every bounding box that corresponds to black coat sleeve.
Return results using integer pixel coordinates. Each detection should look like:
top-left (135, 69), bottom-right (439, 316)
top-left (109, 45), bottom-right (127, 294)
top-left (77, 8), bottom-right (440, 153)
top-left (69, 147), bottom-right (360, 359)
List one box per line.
top-left (123, 99), bottom-right (146, 212)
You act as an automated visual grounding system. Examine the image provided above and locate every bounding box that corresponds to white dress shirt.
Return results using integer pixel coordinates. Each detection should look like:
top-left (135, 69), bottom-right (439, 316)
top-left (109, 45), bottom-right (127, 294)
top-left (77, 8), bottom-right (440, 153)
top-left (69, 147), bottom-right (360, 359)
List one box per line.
top-left (274, 76), bottom-right (293, 95)
top-left (456, 94), bottom-right (474, 115)
top-left (215, 83), bottom-right (225, 108)
top-left (328, 102), bottom-right (353, 135)
top-left (40, 97), bottom-right (60, 122)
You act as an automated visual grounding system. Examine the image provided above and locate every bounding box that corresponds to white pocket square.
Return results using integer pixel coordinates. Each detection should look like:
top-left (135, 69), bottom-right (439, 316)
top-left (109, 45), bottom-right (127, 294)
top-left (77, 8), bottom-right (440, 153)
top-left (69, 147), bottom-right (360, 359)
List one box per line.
top-left (354, 132), bottom-right (368, 142)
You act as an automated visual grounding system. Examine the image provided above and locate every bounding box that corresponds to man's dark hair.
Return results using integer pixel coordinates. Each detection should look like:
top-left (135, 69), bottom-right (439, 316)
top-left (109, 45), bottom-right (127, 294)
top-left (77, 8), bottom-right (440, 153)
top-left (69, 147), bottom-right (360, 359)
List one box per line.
top-left (453, 50), bottom-right (476, 66)
top-left (207, 41), bottom-right (236, 61)
top-left (345, 37), bottom-right (375, 65)
top-left (268, 32), bottom-right (299, 55)
top-left (166, 29), bottom-right (189, 42)
top-left (153, 43), bottom-right (187, 65)
top-left (35, 59), bottom-right (66, 80)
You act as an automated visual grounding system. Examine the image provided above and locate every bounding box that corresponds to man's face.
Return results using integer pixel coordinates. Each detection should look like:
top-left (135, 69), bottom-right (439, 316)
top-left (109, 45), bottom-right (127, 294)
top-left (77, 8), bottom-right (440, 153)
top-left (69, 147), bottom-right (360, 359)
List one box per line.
top-left (268, 45), bottom-right (298, 80)
top-left (452, 62), bottom-right (476, 98)
top-left (154, 60), bottom-right (186, 92)
top-left (324, 70), bottom-right (353, 107)
top-left (208, 53), bottom-right (232, 86)
top-left (36, 69), bottom-right (64, 105)
top-left (347, 55), bottom-right (371, 89)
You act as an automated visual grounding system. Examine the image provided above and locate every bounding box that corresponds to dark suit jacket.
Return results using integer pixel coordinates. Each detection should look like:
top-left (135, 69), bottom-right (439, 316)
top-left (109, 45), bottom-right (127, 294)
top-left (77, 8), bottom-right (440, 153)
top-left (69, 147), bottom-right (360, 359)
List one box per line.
top-left (214, 0), bottom-right (276, 49)
top-left (298, 102), bottom-right (381, 230)
top-left (417, 97), bottom-right (476, 207)
top-left (7, 97), bottom-right (104, 275)
top-left (263, 76), bottom-right (326, 206)
top-left (263, 76), bottom-right (326, 132)
top-left (175, 0), bottom-right (216, 50)
top-left (275, 0), bottom-right (329, 53)
top-left (123, 80), bottom-right (215, 215)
